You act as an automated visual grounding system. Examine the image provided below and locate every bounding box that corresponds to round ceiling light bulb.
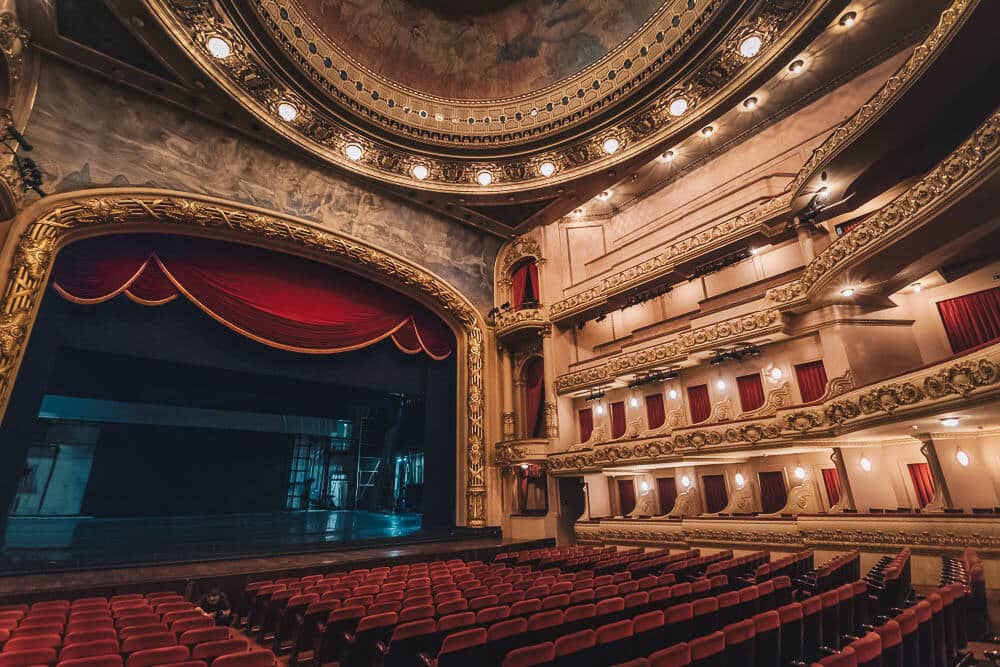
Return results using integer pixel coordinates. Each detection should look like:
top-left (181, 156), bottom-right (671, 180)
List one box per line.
top-left (793, 466), bottom-right (806, 480)
top-left (598, 190), bottom-right (612, 201)
top-left (539, 161), bottom-right (556, 177)
top-left (788, 59), bottom-right (805, 74)
top-left (859, 456), bottom-right (872, 472)
top-left (206, 36), bottom-right (232, 59)
top-left (739, 34), bottom-right (763, 58)
top-left (743, 96), bottom-right (758, 110)
top-left (662, 150), bottom-right (675, 162)
top-left (602, 136), bottom-right (621, 154)
top-left (840, 287), bottom-right (855, 297)
top-left (668, 97), bottom-right (689, 116)
top-left (956, 449), bottom-right (970, 467)
top-left (839, 11), bottom-right (858, 28)
top-left (476, 169), bottom-right (494, 186)
top-left (411, 164), bottom-right (429, 180)
top-left (344, 143), bottom-right (363, 161)
top-left (734, 472), bottom-right (746, 488)
top-left (668, 389), bottom-right (678, 400)
top-left (681, 474), bottom-right (692, 489)
top-left (701, 125), bottom-right (715, 137)
top-left (770, 367), bottom-right (783, 380)
top-left (940, 417), bottom-right (960, 427)
top-left (277, 102), bottom-right (299, 122)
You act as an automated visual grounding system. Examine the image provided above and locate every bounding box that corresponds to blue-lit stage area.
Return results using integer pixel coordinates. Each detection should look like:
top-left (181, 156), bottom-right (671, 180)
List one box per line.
top-left (0, 236), bottom-right (461, 573)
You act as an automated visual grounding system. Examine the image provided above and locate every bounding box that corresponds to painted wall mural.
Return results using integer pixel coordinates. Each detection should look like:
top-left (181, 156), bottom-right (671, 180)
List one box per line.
top-left (23, 58), bottom-right (500, 310)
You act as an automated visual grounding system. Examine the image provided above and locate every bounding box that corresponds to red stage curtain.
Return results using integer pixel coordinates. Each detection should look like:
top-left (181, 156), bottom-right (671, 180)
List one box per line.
top-left (523, 357), bottom-right (546, 439)
top-left (657, 477), bottom-right (677, 515)
top-left (821, 468), bottom-right (842, 507)
top-left (687, 384), bottom-right (711, 423)
top-left (702, 475), bottom-right (728, 514)
top-left (578, 408), bottom-right (594, 443)
top-left (907, 462), bottom-right (935, 508)
top-left (758, 471), bottom-right (788, 514)
top-left (53, 234), bottom-right (453, 359)
top-left (610, 401), bottom-right (626, 439)
top-left (645, 394), bottom-right (666, 429)
top-left (795, 360), bottom-right (828, 403)
top-left (510, 260), bottom-right (540, 310)
top-left (737, 373), bottom-right (766, 412)
top-left (617, 479), bottom-right (637, 516)
top-left (936, 286), bottom-right (1000, 353)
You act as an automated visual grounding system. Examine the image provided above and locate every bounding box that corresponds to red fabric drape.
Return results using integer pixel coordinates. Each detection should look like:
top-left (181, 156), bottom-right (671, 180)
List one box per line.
top-left (510, 261), bottom-right (540, 310)
top-left (737, 373), bottom-right (766, 412)
top-left (656, 477), bottom-right (677, 515)
top-left (687, 384), bottom-right (711, 424)
top-left (702, 475), bottom-right (728, 514)
top-left (617, 479), bottom-right (637, 516)
top-left (52, 234), bottom-right (453, 359)
top-left (936, 287), bottom-right (1000, 353)
top-left (907, 462), bottom-right (935, 508)
top-left (523, 357), bottom-right (546, 439)
top-left (795, 360), bottom-right (828, 403)
top-left (645, 394), bottom-right (666, 429)
top-left (515, 464), bottom-right (546, 514)
top-left (610, 401), bottom-right (627, 439)
top-left (578, 408), bottom-right (594, 443)
top-left (821, 468), bottom-right (842, 507)
top-left (758, 471), bottom-right (788, 514)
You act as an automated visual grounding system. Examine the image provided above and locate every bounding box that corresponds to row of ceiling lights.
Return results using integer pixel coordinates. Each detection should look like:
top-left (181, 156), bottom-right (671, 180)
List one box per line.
top-left (201, 11), bottom-right (859, 188)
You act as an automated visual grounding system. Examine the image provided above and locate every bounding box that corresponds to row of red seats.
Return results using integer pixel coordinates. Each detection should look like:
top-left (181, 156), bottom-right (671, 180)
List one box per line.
top-left (704, 551), bottom-right (768, 580)
top-left (753, 548), bottom-right (814, 584)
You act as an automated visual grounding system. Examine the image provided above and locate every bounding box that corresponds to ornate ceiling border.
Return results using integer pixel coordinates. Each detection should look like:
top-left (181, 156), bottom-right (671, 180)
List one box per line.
top-left (0, 188), bottom-right (490, 527)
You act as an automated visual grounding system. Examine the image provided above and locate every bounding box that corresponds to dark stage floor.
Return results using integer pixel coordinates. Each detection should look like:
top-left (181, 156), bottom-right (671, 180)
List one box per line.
top-left (0, 510), bottom-right (433, 574)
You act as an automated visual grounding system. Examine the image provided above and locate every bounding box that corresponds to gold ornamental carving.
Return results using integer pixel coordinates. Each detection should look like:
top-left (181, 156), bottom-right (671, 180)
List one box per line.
top-left (0, 189), bottom-right (489, 527)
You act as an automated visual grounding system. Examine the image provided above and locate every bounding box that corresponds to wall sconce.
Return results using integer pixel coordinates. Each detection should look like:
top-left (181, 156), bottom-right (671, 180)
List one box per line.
top-left (681, 474), bottom-right (692, 489)
top-left (639, 480), bottom-right (651, 495)
top-left (793, 466), bottom-right (806, 481)
top-left (734, 472), bottom-right (746, 488)
top-left (595, 404), bottom-right (605, 416)
top-left (956, 448), bottom-right (970, 467)
top-left (859, 456), bottom-right (872, 472)
top-left (715, 379), bottom-right (727, 390)
top-left (769, 367), bottom-right (783, 380)
top-left (630, 397), bottom-right (640, 409)
top-left (668, 389), bottom-right (678, 400)
top-left (520, 463), bottom-right (529, 470)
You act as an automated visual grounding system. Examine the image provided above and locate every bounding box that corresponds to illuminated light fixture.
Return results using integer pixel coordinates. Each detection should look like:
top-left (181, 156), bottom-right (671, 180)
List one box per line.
top-left (520, 462), bottom-right (529, 469)
top-left (602, 136), bottom-right (621, 154)
top-left (734, 472), bottom-right (746, 488)
top-left (206, 36), bottom-right (232, 59)
top-left (956, 448), bottom-right (970, 467)
top-left (668, 389), bottom-right (678, 400)
top-left (701, 125), bottom-right (715, 137)
top-left (840, 287), bottom-right (855, 297)
top-left (411, 164), bottom-right (429, 180)
top-left (539, 161), bottom-right (556, 177)
top-left (911, 282), bottom-right (922, 292)
top-left (742, 96), bottom-right (758, 110)
top-left (597, 190), bottom-right (613, 201)
top-left (476, 169), bottom-right (494, 186)
top-left (630, 397), bottom-right (640, 409)
top-left (681, 474), bottom-right (692, 489)
top-left (739, 34), bottom-right (763, 58)
top-left (839, 11), bottom-right (858, 28)
top-left (639, 480), bottom-right (651, 494)
top-left (770, 367), bottom-right (783, 380)
top-left (940, 417), bottom-right (960, 427)
top-left (859, 456), bottom-right (872, 472)
top-left (715, 379), bottom-right (726, 390)
top-left (344, 143), bottom-right (363, 162)
top-left (668, 97), bottom-right (689, 116)
top-left (530, 108), bottom-right (539, 117)
top-left (277, 102), bottom-right (299, 122)
top-left (595, 404), bottom-right (606, 416)
top-left (661, 150), bottom-right (675, 162)
top-left (818, 185), bottom-right (830, 197)
top-left (750, 247), bottom-right (760, 255)
top-left (788, 59), bottom-right (805, 74)
top-left (434, 113), bottom-right (445, 122)
top-left (572, 208), bottom-right (584, 217)
top-left (793, 466), bottom-right (806, 481)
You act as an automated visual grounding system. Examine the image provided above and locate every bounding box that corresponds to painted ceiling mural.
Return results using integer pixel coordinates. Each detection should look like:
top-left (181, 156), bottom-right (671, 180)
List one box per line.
top-left (293, 0), bottom-right (665, 100)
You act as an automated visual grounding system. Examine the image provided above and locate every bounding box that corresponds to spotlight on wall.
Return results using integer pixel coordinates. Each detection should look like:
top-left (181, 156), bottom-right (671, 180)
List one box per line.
top-left (668, 389), bottom-right (678, 400)
top-left (859, 456), bottom-right (872, 472)
top-left (668, 97), bottom-right (689, 117)
top-left (681, 474), bottom-right (692, 489)
top-left (602, 136), bottom-right (621, 154)
top-left (910, 283), bottom-right (922, 293)
top-left (788, 59), bottom-right (805, 74)
top-left (793, 466), bottom-right (806, 481)
top-left (595, 404), bottom-right (605, 416)
top-left (639, 480), bottom-right (651, 494)
top-left (838, 11), bottom-right (858, 28)
top-left (742, 96), bottom-right (758, 111)
top-left (956, 448), bottom-right (970, 467)
top-left (715, 379), bottom-right (727, 390)
top-left (734, 472), bottom-right (746, 488)
top-left (940, 417), bottom-right (960, 427)
top-left (206, 36), bottom-right (232, 59)
top-left (538, 161), bottom-right (556, 177)
top-left (520, 462), bottom-right (529, 470)
top-left (769, 367), bottom-right (783, 380)
top-left (629, 397), bottom-right (640, 409)
top-left (840, 287), bottom-right (856, 297)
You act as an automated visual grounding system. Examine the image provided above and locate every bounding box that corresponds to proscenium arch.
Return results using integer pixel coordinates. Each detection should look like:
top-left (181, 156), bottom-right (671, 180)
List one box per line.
top-left (0, 188), bottom-right (489, 527)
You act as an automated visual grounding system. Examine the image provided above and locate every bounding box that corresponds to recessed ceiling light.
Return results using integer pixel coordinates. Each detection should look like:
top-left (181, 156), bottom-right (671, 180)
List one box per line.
top-left (788, 59), bottom-right (806, 74)
top-left (277, 102), bottom-right (298, 122)
top-left (840, 287), bottom-right (855, 297)
top-left (476, 170), bottom-right (494, 186)
top-left (661, 150), bottom-right (675, 162)
top-left (539, 161), bottom-right (556, 177)
top-left (911, 282), bottom-right (922, 292)
top-left (602, 136), bottom-right (621, 154)
top-left (344, 143), bottom-right (363, 161)
top-left (701, 126), bottom-right (714, 137)
top-left (742, 96), bottom-right (758, 110)
top-left (839, 11), bottom-right (858, 28)
top-left (530, 108), bottom-right (539, 117)
top-left (206, 36), bottom-right (232, 59)
top-left (411, 164), bottom-right (429, 180)
top-left (739, 35), bottom-right (763, 58)
top-left (668, 97), bottom-right (689, 116)
top-left (572, 208), bottom-right (583, 217)
top-left (597, 190), bottom-right (613, 201)
top-left (940, 417), bottom-right (960, 427)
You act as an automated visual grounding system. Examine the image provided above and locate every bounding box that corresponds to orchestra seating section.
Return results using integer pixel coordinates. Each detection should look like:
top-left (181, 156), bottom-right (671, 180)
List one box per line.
top-left (0, 544), bottom-right (984, 667)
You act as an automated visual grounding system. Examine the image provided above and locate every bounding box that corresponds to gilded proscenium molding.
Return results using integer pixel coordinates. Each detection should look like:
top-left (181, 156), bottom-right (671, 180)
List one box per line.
top-left (767, 108), bottom-right (1000, 308)
top-left (549, 0), bottom-right (977, 323)
top-left (0, 189), bottom-right (489, 525)
top-left (546, 342), bottom-right (1000, 474)
top-left (555, 308), bottom-right (784, 394)
top-left (0, 1), bottom-right (33, 216)
top-left (143, 0), bottom-right (825, 193)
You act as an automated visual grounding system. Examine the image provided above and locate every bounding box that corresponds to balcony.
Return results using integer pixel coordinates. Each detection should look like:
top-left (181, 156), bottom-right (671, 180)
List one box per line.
top-left (495, 306), bottom-right (547, 344)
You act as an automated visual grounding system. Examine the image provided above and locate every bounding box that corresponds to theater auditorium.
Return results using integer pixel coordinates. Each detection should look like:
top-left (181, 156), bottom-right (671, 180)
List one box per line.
top-left (0, 0), bottom-right (998, 665)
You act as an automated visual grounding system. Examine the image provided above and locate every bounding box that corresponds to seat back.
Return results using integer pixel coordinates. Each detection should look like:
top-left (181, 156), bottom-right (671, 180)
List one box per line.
top-left (778, 602), bottom-right (804, 663)
top-left (179, 628), bottom-right (230, 648)
top-left (664, 603), bottom-right (693, 646)
top-left (649, 642), bottom-right (690, 667)
top-left (689, 631), bottom-right (725, 667)
top-left (126, 646), bottom-right (190, 667)
top-left (56, 656), bottom-right (124, 667)
top-left (501, 642), bottom-right (554, 667)
top-left (752, 611), bottom-right (780, 667)
top-left (721, 620), bottom-right (754, 667)
top-left (596, 619), bottom-right (633, 666)
top-left (60, 639), bottom-right (119, 661)
top-left (553, 629), bottom-right (595, 666)
top-left (210, 651), bottom-right (274, 667)
top-left (0, 648), bottom-right (58, 667)
top-left (436, 627), bottom-right (487, 667)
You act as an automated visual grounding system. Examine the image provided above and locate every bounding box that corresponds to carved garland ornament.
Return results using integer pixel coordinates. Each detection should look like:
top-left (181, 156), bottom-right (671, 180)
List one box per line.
top-left (0, 190), bottom-right (489, 526)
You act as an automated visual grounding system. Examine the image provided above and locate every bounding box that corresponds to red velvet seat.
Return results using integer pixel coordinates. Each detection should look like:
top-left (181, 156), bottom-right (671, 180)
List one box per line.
top-left (169, 619), bottom-right (213, 636)
top-left (689, 631), bottom-right (725, 667)
top-left (60, 640), bottom-right (120, 661)
top-left (66, 622), bottom-right (115, 636)
top-left (118, 615), bottom-right (160, 631)
top-left (190, 639), bottom-right (248, 662)
top-left (526, 610), bottom-right (562, 633)
top-left (5, 633), bottom-right (62, 652)
top-left (510, 600), bottom-right (542, 618)
top-left (120, 624), bottom-right (170, 640)
top-left (664, 603), bottom-right (693, 647)
top-left (379, 619), bottom-right (437, 667)
top-left (501, 642), bottom-right (553, 667)
top-left (894, 608), bottom-right (919, 667)
top-left (670, 583), bottom-right (692, 606)
top-left (739, 586), bottom-right (760, 620)
top-left (0, 648), bottom-right (58, 667)
top-left (633, 610), bottom-right (664, 657)
top-left (126, 646), bottom-right (190, 667)
top-left (802, 595), bottom-right (824, 662)
top-left (468, 595), bottom-right (498, 612)
top-left (122, 631), bottom-right (178, 655)
top-left (57, 656), bottom-right (123, 667)
top-left (341, 612), bottom-right (397, 667)
top-left (562, 603), bottom-right (595, 628)
top-left (11, 624), bottom-right (63, 639)
top-left (649, 642), bottom-right (690, 667)
top-left (757, 580), bottom-right (776, 612)
top-left (177, 629), bottom-right (228, 649)
top-left (752, 611), bottom-right (781, 667)
top-left (436, 612), bottom-right (475, 633)
top-left (722, 619), bottom-right (754, 667)
top-left (475, 606), bottom-right (509, 625)
top-left (595, 619), bottom-right (633, 665)
top-left (816, 647), bottom-right (856, 666)
top-left (435, 628), bottom-right (487, 667)
top-left (552, 629), bottom-right (594, 666)
top-left (399, 605), bottom-right (434, 623)
top-left (68, 612), bottom-right (111, 624)
top-left (873, 620), bottom-right (901, 667)
top-left (691, 598), bottom-right (718, 637)
top-left (568, 590), bottom-right (594, 605)
top-left (498, 591), bottom-right (526, 606)
top-left (595, 597), bottom-right (625, 621)
top-left (209, 651), bottom-right (274, 667)
top-left (436, 600), bottom-right (468, 616)
top-left (777, 602), bottom-right (804, 663)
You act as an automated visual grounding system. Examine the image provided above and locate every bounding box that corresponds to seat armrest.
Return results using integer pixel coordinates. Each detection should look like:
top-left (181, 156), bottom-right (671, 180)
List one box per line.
top-left (418, 651), bottom-right (435, 667)
top-left (375, 640), bottom-right (389, 657)
top-left (818, 646), bottom-right (839, 656)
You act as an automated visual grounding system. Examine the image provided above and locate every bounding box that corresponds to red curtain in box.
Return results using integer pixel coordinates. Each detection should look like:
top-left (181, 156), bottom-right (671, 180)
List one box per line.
top-left (515, 464), bottom-right (547, 514)
top-left (617, 479), bottom-right (637, 516)
top-left (821, 468), bottom-right (842, 507)
top-left (737, 373), bottom-right (766, 412)
top-left (578, 408), bottom-right (594, 443)
top-left (687, 384), bottom-right (711, 424)
top-left (610, 401), bottom-right (627, 439)
top-left (523, 357), bottom-right (546, 438)
top-left (702, 475), bottom-right (728, 514)
top-left (907, 462), bottom-right (935, 508)
top-left (510, 260), bottom-right (540, 310)
top-left (52, 234), bottom-right (453, 359)
top-left (936, 286), bottom-right (1000, 353)
top-left (795, 360), bottom-right (828, 403)
top-left (657, 477), bottom-right (678, 515)
top-left (758, 471), bottom-right (788, 514)
top-left (645, 394), bottom-right (666, 429)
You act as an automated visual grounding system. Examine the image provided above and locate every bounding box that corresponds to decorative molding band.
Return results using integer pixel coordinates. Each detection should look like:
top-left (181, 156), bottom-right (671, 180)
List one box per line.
top-left (494, 439), bottom-right (550, 467)
top-left (497, 236), bottom-right (543, 279)
top-left (495, 307), bottom-right (547, 340)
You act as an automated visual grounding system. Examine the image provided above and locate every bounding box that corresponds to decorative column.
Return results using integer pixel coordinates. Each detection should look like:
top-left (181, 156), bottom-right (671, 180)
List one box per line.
top-left (540, 324), bottom-right (559, 439)
top-left (500, 344), bottom-right (515, 440)
top-left (918, 432), bottom-right (954, 512)
top-left (829, 448), bottom-right (856, 512)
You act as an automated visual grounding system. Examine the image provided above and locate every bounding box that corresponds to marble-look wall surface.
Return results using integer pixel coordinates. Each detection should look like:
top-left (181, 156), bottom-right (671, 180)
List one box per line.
top-left (22, 58), bottom-right (500, 310)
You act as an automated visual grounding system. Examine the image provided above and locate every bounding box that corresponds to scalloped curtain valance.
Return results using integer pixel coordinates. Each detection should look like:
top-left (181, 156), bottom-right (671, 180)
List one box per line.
top-left (51, 234), bottom-right (453, 360)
